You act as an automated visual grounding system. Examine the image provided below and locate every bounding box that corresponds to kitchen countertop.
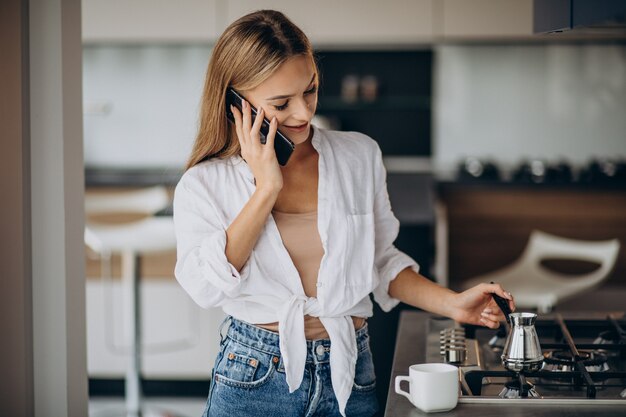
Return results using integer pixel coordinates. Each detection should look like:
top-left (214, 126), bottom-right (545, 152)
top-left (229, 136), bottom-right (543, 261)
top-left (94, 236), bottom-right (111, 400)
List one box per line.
top-left (384, 310), bottom-right (626, 417)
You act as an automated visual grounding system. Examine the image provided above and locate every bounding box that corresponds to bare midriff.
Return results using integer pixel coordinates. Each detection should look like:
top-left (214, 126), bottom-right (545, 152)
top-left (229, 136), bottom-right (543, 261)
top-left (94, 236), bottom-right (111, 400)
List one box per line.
top-left (261, 209), bottom-right (366, 340)
top-left (257, 316), bottom-right (366, 340)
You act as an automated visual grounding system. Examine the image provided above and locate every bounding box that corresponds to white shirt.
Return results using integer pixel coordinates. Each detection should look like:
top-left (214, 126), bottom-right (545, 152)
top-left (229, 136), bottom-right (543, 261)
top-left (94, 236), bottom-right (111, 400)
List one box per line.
top-left (173, 126), bottom-right (419, 416)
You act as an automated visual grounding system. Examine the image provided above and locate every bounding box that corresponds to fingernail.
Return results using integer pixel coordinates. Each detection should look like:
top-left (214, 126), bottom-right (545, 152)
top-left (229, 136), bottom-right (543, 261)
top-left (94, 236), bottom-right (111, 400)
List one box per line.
top-left (242, 100), bottom-right (247, 109)
top-left (272, 116), bottom-right (277, 124)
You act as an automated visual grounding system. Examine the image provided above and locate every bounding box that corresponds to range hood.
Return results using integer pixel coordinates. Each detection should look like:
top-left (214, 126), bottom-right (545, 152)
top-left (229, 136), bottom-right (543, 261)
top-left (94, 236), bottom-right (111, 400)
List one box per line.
top-left (534, 0), bottom-right (626, 35)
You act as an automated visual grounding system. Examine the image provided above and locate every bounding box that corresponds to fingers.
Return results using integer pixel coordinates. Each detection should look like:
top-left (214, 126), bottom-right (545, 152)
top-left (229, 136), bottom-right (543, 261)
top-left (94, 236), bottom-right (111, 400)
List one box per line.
top-left (230, 105), bottom-right (246, 147)
top-left (265, 116), bottom-right (278, 151)
top-left (244, 100), bottom-right (267, 148)
top-left (242, 99), bottom-right (252, 139)
top-left (485, 282), bottom-right (516, 312)
top-left (480, 316), bottom-right (501, 329)
top-left (252, 105), bottom-right (265, 137)
top-left (480, 307), bottom-right (501, 324)
top-left (487, 282), bottom-right (513, 301)
top-left (479, 307), bottom-right (502, 329)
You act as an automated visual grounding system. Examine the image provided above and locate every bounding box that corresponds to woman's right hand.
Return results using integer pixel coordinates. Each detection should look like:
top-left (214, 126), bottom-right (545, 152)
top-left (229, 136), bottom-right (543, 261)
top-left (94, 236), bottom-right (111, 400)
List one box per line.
top-left (230, 99), bottom-right (283, 194)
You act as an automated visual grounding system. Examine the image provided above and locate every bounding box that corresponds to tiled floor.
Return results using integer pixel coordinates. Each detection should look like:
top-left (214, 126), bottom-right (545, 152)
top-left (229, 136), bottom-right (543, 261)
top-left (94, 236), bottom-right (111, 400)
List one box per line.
top-left (89, 397), bottom-right (206, 417)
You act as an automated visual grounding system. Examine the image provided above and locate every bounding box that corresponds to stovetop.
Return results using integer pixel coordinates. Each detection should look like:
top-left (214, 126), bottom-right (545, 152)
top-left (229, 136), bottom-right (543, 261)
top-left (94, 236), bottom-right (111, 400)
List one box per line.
top-left (427, 312), bottom-right (626, 404)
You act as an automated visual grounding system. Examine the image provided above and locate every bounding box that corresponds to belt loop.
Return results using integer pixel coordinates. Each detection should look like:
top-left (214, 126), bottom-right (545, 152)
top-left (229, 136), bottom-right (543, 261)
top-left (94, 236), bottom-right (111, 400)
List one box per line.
top-left (218, 315), bottom-right (232, 346)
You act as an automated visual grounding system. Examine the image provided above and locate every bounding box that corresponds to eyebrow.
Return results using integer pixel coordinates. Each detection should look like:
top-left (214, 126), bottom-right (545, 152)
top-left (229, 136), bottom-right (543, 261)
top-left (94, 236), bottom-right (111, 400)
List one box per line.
top-left (266, 74), bottom-right (316, 101)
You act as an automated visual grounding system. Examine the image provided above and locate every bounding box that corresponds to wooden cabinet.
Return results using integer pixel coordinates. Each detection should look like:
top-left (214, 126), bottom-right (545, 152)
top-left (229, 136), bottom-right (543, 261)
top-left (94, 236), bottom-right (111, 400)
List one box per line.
top-left (438, 186), bottom-right (626, 290)
top-left (82, 0), bottom-right (219, 42)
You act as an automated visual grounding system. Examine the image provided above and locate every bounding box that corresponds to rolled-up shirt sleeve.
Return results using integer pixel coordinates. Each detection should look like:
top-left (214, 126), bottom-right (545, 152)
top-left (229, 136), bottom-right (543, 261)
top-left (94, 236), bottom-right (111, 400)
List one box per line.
top-left (173, 172), bottom-right (250, 308)
top-left (370, 146), bottom-right (420, 312)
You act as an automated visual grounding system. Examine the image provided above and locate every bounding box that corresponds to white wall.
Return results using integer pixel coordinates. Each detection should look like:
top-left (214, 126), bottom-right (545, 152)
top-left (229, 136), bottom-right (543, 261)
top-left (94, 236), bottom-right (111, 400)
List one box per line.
top-left (84, 43), bottom-right (626, 172)
top-left (434, 44), bottom-right (626, 173)
top-left (83, 45), bottom-right (211, 168)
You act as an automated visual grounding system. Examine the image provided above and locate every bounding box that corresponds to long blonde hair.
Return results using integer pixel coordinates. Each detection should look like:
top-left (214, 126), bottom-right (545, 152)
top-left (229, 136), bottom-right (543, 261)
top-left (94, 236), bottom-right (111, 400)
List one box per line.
top-left (186, 10), bottom-right (317, 170)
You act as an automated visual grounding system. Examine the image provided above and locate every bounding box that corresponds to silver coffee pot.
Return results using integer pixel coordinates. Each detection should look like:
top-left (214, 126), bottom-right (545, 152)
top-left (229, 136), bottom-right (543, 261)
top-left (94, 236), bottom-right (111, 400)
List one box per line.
top-left (501, 312), bottom-right (544, 373)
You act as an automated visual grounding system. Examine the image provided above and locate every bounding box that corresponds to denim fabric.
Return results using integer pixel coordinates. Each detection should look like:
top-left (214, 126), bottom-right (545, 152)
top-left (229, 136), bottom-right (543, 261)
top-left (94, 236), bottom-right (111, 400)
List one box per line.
top-left (203, 317), bottom-right (378, 417)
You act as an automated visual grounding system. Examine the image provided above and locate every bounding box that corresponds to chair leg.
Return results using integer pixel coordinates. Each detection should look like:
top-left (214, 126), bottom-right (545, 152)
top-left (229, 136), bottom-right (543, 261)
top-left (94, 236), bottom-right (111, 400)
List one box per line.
top-left (122, 250), bottom-right (142, 417)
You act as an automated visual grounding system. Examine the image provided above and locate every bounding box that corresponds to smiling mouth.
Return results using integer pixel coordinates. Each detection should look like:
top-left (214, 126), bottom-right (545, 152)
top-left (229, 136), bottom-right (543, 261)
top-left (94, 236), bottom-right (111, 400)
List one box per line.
top-left (284, 122), bottom-right (308, 129)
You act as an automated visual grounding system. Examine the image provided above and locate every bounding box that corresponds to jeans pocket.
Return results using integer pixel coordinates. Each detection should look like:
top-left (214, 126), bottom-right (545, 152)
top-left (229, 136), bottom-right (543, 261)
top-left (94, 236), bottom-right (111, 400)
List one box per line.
top-left (213, 340), bottom-right (276, 389)
top-left (353, 344), bottom-right (376, 391)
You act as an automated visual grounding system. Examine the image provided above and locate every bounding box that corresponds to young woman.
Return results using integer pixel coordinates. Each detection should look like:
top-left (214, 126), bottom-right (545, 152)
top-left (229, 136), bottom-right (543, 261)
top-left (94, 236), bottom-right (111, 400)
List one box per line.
top-left (174, 9), bottom-right (515, 417)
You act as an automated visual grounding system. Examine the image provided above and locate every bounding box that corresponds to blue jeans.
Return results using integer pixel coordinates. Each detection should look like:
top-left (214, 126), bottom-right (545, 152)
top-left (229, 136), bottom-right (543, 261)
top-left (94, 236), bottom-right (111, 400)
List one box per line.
top-left (203, 317), bottom-right (379, 417)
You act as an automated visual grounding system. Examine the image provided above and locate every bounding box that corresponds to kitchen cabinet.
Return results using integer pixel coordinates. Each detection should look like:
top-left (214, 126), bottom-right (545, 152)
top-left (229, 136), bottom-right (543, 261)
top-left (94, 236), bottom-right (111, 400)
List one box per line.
top-left (82, 0), bottom-right (219, 43)
top-left (436, 185), bottom-right (626, 289)
top-left (81, 0), bottom-right (573, 45)
top-left (224, 0), bottom-right (435, 46)
top-left (434, 0), bottom-right (534, 40)
top-left (225, 0), bottom-right (537, 44)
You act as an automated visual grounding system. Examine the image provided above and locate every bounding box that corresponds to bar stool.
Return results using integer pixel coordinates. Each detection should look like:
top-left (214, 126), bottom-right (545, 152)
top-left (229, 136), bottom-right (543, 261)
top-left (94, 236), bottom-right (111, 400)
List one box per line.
top-left (85, 186), bottom-right (177, 417)
top-left (462, 230), bottom-right (620, 313)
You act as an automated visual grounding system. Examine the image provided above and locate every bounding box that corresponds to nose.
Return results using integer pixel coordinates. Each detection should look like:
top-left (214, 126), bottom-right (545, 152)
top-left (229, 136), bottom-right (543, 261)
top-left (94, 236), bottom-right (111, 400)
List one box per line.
top-left (289, 96), bottom-right (314, 122)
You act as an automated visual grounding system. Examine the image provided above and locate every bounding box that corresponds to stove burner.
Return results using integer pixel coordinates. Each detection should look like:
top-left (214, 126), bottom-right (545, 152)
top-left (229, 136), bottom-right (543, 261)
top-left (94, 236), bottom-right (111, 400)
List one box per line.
top-left (542, 350), bottom-right (609, 372)
top-left (595, 330), bottom-right (620, 345)
top-left (594, 330), bottom-right (624, 357)
top-left (498, 379), bottom-right (540, 399)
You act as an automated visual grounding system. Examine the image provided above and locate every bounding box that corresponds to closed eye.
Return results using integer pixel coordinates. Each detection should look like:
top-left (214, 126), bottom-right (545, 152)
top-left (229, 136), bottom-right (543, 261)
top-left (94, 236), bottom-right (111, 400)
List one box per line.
top-left (272, 85), bottom-right (318, 111)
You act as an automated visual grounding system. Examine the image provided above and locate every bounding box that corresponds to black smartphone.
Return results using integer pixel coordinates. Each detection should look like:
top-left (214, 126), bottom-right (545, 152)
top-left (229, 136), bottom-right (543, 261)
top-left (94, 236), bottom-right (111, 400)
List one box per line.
top-left (226, 87), bottom-right (295, 166)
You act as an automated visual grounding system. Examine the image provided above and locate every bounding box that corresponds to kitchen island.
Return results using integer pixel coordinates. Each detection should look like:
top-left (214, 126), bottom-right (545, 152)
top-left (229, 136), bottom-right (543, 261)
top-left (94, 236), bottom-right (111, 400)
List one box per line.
top-left (384, 310), bottom-right (626, 417)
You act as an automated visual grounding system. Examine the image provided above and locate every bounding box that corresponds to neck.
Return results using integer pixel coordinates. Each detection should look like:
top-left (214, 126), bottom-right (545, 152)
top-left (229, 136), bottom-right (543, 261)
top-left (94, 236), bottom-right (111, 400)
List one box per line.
top-left (284, 127), bottom-right (316, 166)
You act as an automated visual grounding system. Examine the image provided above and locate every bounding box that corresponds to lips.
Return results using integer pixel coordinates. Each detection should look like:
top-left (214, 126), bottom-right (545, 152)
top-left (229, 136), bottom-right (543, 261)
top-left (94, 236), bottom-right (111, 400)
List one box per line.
top-left (284, 122), bottom-right (309, 132)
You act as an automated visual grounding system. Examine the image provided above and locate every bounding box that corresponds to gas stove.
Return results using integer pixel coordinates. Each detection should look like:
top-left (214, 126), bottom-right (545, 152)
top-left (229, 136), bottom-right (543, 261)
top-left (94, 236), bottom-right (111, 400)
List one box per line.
top-left (426, 312), bottom-right (626, 405)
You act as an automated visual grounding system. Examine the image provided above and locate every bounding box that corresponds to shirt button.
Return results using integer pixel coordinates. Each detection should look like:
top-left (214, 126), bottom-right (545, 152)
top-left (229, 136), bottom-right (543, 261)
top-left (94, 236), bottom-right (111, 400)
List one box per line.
top-left (316, 345), bottom-right (325, 356)
top-left (316, 282), bottom-right (322, 288)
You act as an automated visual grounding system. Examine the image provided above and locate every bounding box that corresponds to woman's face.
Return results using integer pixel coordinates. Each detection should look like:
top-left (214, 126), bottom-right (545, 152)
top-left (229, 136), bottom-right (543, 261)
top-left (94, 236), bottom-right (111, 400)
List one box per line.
top-left (243, 55), bottom-right (318, 145)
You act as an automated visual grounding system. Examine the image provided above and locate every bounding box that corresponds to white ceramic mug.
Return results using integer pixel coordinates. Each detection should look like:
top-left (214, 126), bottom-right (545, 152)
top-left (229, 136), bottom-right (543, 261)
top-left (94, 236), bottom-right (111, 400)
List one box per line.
top-left (395, 363), bottom-right (459, 412)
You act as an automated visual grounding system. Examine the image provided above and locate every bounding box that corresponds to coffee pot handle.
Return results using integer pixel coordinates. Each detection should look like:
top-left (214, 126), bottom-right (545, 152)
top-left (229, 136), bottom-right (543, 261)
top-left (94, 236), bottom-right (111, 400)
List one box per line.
top-left (395, 376), bottom-right (411, 400)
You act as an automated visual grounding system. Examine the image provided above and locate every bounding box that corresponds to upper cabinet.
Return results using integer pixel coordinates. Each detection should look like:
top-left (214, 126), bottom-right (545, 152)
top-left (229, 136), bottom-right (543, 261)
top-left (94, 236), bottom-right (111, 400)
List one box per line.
top-left (434, 0), bottom-right (534, 40)
top-left (223, 0), bottom-right (435, 46)
top-left (82, 0), bottom-right (540, 44)
top-left (82, 0), bottom-right (219, 43)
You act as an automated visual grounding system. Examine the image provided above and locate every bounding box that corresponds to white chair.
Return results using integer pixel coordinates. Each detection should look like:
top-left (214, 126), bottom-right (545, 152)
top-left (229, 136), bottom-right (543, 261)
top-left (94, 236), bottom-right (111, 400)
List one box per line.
top-left (462, 230), bottom-right (621, 313)
top-left (85, 186), bottom-right (177, 417)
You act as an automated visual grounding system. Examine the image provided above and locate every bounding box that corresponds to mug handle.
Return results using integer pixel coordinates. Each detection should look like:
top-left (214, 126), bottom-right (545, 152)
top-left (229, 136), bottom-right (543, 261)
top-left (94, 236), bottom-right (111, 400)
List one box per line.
top-left (395, 376), bottom-right (411, 400)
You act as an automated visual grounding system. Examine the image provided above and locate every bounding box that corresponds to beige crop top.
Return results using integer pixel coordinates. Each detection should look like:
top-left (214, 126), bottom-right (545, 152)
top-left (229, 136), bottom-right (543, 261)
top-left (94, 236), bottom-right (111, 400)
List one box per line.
top-left (257, 210), bottom-right (365, 339)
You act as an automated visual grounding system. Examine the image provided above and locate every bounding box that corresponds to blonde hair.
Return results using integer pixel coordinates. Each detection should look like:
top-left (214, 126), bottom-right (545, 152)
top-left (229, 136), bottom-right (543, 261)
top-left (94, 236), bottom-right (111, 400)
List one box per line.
top-left (185, 10), bottom-right (317, 170)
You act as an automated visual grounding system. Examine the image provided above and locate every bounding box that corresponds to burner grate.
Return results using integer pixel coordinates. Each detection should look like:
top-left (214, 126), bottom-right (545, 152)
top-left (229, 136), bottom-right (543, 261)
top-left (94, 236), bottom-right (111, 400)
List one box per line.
top-left (446, 313), bottom-right (626, 403)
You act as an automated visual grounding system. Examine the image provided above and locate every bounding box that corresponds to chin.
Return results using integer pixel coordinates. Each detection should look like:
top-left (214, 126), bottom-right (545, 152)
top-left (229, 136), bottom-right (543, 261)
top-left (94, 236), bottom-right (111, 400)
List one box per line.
top-left (283, 124), bottom-right (312, 145)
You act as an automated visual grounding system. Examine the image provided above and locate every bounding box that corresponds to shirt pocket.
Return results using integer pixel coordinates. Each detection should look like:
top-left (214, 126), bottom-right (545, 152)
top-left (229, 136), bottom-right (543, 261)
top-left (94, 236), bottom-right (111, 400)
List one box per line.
top-left (344, 213), bottom-right (376, 290)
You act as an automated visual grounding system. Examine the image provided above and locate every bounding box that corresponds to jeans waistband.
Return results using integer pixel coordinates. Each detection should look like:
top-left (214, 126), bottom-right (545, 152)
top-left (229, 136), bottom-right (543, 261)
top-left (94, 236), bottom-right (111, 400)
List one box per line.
top-left (224, 316), bottom-right (370, 364)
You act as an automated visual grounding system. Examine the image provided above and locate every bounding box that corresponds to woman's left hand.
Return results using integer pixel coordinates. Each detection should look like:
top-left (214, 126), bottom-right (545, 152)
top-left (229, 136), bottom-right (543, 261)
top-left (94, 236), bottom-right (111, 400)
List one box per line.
top-left (450, 283), bottom-right (515, 329)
